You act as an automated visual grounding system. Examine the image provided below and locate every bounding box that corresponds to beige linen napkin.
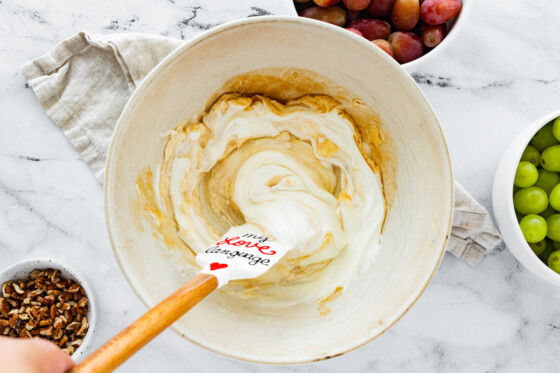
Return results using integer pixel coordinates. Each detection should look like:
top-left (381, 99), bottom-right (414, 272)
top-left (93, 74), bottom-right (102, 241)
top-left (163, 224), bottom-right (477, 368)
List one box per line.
top-left (21, 32), bottom-right (502, 266)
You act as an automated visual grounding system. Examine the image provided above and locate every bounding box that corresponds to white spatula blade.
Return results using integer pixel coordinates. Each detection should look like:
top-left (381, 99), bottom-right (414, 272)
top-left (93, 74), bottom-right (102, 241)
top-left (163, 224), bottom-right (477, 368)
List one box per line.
top-left (197, 224), bottom-right (290, 288)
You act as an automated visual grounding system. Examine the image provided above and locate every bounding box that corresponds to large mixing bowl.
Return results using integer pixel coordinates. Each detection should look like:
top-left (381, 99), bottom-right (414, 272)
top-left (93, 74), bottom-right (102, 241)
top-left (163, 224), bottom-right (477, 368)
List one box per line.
top-left (105, 16), bottom-right (453, 364)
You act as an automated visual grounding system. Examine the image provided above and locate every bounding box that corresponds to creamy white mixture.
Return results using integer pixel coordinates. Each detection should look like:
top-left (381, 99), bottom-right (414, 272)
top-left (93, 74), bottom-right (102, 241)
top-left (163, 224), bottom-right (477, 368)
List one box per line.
top-left (153, 94), bottom-right (385, 306)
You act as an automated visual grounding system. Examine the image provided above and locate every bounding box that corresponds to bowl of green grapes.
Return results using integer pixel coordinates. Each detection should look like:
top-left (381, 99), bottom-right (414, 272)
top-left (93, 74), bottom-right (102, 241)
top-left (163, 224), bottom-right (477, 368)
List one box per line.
top-left (494, 110), bottom-right (560, 286)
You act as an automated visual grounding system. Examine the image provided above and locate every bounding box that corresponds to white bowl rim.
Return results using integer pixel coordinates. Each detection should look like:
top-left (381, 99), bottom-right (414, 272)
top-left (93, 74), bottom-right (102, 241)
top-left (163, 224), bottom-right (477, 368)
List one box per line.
top-left (0, 258), bottom-right (97, 361)
top-left (498, 109), bottom-right (560, 285)
top-left (285, 0), bottom-right (473, 73)
top-left (104, 15), bottom-right (454, 364)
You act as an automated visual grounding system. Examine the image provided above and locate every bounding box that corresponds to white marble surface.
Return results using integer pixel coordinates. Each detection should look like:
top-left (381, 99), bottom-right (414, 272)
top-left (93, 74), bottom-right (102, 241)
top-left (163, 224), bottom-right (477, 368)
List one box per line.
top-left (1, 0), bottom-right (560, 371)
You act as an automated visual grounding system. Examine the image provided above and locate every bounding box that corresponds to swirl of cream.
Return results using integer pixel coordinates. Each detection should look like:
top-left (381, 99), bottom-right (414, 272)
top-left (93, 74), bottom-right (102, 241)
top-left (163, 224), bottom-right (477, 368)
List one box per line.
top-left (155, 94), bottom-right (385, 306)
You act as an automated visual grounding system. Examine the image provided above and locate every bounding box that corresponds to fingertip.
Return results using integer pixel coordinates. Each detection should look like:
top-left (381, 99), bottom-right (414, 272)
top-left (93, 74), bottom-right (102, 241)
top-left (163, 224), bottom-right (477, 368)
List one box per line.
top-left (30, 338), bottom-right (75, 373)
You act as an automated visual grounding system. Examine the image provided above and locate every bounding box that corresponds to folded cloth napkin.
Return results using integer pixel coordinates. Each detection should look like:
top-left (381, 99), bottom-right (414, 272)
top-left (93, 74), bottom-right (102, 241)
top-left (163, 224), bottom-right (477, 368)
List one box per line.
top-left (21, 32), bottom-right (502, 266)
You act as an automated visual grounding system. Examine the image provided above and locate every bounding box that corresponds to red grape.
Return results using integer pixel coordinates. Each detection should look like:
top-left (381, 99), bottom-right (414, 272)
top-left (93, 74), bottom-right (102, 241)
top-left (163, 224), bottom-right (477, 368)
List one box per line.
top-left (372, 39), bottom-right (394, 57)
top-left (420, 0), bottom-right (462, 25)
top-left (388, 31), bottom-right (423, 63)
top-left (391, 0), bottom-right (420, 31)
top-left (346, 9), bottom-right (362, 22)
top-left (367, 0), bottom-right (396, 18)
top-left (420, 23), bottom-right (446, 47)
top-left (348, 18), bottom-right (391, 40)
top-left (346, 28), bottom-right (364, 36)
top-left (313, 0), bottom-right (341, 6)
top-left (343, 0), bottom-right (371, 11)
top-left (301, 6), bottom-right (347, 26)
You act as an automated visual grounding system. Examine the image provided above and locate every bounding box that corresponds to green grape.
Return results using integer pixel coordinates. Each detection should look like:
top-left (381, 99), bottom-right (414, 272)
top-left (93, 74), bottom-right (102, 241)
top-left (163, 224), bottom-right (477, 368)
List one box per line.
top-left (548, 250), bottom-right (560, 274)
top-left (529, 239), bottom-right (546, 256)
top-left (513, 187), bottom-right (548, 215)
top-left (547, 214), bottom-right (560, 241)
top-left (550, 184), bottom-right (560, 210)
top-left (530, 124), bottom-right (559, 152)
top-left (540, 205), bottom-right (556, 219)
top-left (534, 169), bottom-right (560, 195)
top-left (520, 214), bottom-right (547, 243)
top-left (520, 145), bottom-right (541, 166)
top-left (554, 240), bottom-right (560, 249)
top-left (540, 240), bottom-right (555, 263)
top-left (540, 145), bottom-right (560, 172)
top-left (514, 161), bottom-right (538, 187)
top-left (552, 117), bottom-right (560, 142)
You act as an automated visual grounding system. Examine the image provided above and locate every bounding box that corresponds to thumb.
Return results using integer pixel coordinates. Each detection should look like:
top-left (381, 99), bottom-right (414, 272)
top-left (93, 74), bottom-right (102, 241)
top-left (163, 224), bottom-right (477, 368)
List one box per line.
top-left (28, 338), bottom-right (75, 373)
top-left (0, 337), bottom-right (75, 373)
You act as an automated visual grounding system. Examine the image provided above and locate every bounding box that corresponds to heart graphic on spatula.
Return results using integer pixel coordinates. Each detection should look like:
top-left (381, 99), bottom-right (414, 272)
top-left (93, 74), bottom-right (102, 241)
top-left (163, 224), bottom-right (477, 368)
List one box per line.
top-left (209, 262), bottom-right (228, 271)
top-left (70, 224), bottom-right (290, 373)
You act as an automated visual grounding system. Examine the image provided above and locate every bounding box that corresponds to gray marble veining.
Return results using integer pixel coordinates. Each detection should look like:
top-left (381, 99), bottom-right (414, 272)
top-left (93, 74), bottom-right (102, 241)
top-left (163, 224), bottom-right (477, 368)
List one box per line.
top-left (1, 0), bottom-right (560, 371)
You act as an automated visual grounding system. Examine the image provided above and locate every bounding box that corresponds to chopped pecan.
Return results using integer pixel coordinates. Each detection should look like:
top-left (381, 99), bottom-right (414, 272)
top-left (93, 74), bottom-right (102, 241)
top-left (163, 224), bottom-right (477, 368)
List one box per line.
top-left (53, 317), bottom-right (66, 329)
top-left (65, 321), bottom-right (81, 333)
top-left (39, 319), bottom-right (52, 327)
top-left (62, 345), bottom-right (75, 355)
top-left (67, 284), bottom-right (81, 294)
top-left (69, 339), bottom-right (83, 347)
top-left (35, 277), bottom-right (47, 290)
top-left (39, 326), bottom-right (53, 337)
top-left (64, 310), bottom-right (73, 323)
top-left (55, 279), bottom-right (68, 289)
top-left (12, 283), bottom-right (25, 295)
top-left (18, 313), bottom-right (29, 321)
top-left (29, 269), bottom-right (41, 279)
top-left (0, 298), bottom-right (10, 317)
top-left (8, 314), bottom-right (18, 328)
top-left (2, 282), bottom-right (12, 298)
top-left (28, 306), bottom-right (39, 319)
top-left (50, 270), bottom-right (61, 283)
top-left (59, 334), bottom-right (68, 347)
top-left (76, 317), bottom-right (88, 337)
top-left (27, 289), bottom-right (43, 299)
top-left (52, 328), bottom-right (63, 340)
top-left (25, 319), bottom-right (37, 330)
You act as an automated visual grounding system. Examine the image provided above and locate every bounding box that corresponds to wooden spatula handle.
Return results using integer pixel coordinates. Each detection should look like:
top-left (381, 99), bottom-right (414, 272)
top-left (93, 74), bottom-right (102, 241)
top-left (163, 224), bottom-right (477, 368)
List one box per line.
top-left (69, 273), bottom-right (218, 373)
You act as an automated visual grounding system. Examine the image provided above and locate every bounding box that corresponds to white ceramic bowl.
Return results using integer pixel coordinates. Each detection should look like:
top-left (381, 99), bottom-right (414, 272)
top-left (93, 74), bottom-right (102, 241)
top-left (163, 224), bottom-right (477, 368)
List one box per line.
top-left (286, 0), bottom-right (472, 73)
top-left (105, 16), bottom-right (453, 363)
top-left (493, 110), bottom-right (560, 287)
top-left (0, 258), bottom-right (97, 361)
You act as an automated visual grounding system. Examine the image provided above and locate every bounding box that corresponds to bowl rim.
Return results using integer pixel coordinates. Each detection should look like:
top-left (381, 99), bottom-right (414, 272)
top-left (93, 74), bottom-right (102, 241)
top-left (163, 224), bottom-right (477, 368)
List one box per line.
top-left (498, 109), bottom-right (560, 285)
top-left (285, 0), bottom-right (473, 73)
top-left (104, 15), bottom-right (454, 364)
top-left (0, 258), bottom-right (97, 361)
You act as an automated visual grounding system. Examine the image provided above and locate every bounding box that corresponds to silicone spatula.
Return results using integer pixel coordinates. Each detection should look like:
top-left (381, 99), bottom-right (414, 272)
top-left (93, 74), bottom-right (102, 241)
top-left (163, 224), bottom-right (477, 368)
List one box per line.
top-left (69, 224), bottom-right (289, 373)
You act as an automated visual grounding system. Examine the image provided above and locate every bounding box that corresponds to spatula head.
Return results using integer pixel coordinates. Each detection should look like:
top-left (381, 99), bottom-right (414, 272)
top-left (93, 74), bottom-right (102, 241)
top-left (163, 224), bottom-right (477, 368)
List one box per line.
top-left (197, 224), bottom-right (290, 288)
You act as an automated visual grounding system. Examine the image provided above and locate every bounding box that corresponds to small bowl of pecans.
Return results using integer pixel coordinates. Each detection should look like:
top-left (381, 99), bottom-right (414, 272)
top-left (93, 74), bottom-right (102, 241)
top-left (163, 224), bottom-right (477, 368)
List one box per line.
top-left (0, 258), bottom-right (96, 361)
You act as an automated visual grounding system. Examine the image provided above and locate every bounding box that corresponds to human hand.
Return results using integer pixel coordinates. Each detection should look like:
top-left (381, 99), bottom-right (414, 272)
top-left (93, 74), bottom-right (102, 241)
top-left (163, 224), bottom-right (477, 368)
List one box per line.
top-left (0, 336), bottom-right (74, 373)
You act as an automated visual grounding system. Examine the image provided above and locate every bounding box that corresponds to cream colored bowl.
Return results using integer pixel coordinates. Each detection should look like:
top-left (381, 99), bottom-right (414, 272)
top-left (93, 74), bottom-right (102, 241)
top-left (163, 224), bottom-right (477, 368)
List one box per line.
top-left (105, 16), bottom-right (453, 364)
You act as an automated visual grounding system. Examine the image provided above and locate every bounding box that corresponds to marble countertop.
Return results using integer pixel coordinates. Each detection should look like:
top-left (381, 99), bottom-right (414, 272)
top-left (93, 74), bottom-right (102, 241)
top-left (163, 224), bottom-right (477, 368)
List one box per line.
top-left (2, 0), bottom-right (560, 371)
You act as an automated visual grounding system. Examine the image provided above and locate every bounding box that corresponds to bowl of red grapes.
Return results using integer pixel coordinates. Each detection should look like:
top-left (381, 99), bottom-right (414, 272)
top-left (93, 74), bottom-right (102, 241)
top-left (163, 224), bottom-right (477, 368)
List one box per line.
top-left (293, 0), bottom-right (470, 72)
top-left (494, 111), bottom-right (560, 286)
